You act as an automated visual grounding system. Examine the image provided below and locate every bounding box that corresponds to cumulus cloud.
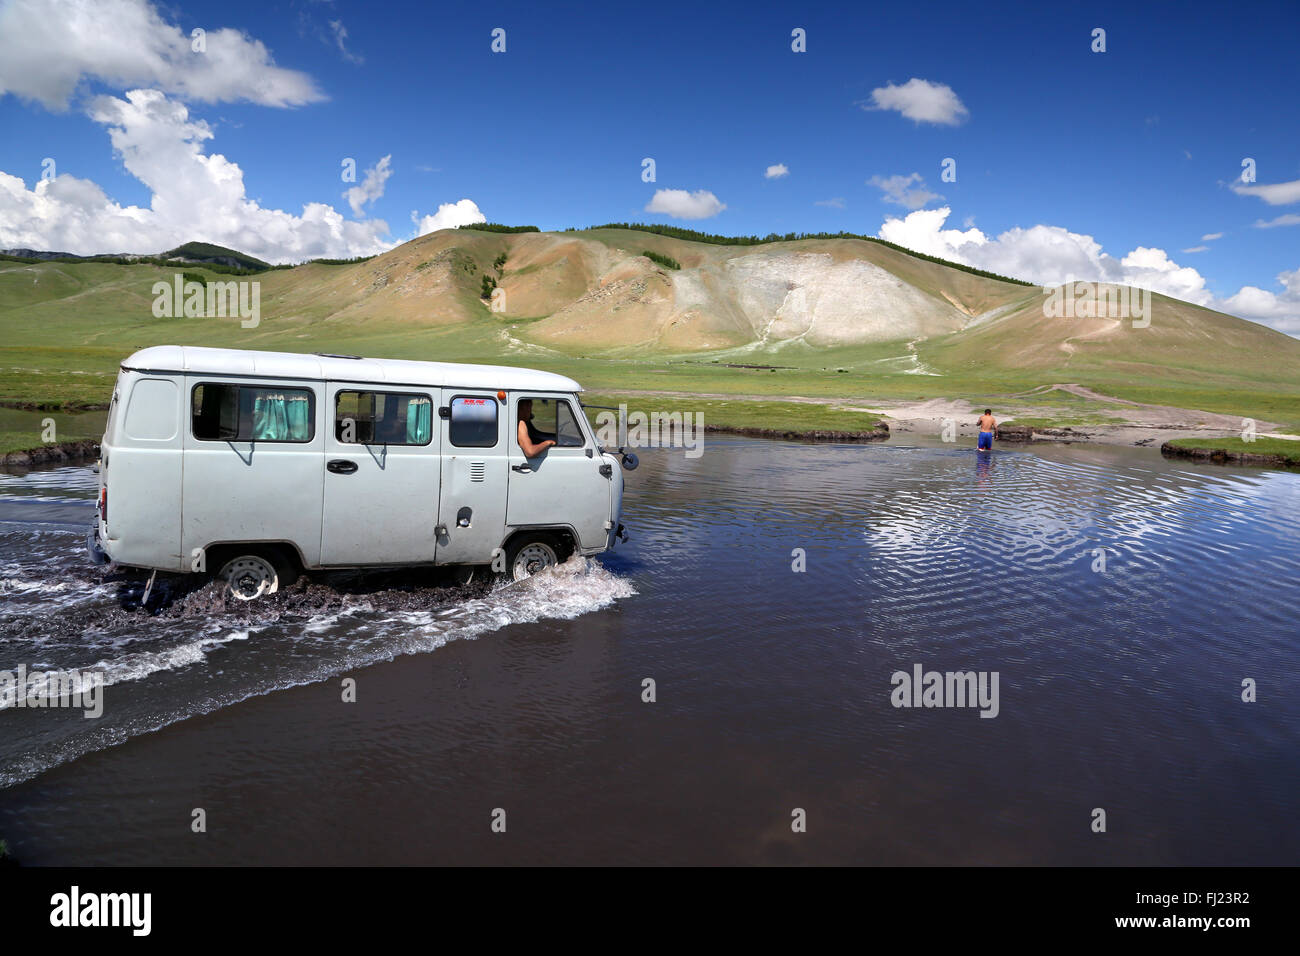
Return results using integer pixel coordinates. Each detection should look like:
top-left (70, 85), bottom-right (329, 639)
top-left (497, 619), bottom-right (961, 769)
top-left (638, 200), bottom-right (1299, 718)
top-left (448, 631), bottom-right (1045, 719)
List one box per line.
top-left (868, 172), bottom-right (942, 210)
top-left (412, 199), bottom-right (486, 235)
top-left (344, 155), bottom-right (393, 217)
top-left (0, 89), bottom-right (398, 262)
top-left (877, 206), bottom-right (1300, 334)
top-left (864, 78), bottom-right (968, 125)
top-left (764, 164), bottom-right (789, 179)
top-left (1220, 269), bottom-right (1300, 335)
top-left (0, 3), bottom-right (477, 263)
top-left (645, 188), bottom-right (726, 220)
top-left (1118, 246), bottom-right (1215, 305)
top-left (0, 0), bottom-right (324, 111)
top-left (877, 207), bottom-right (987, 262)
top-left (879, 206), bottom-right (1212, 300)
top-left (1231, 178), bottom-right (1300, 205)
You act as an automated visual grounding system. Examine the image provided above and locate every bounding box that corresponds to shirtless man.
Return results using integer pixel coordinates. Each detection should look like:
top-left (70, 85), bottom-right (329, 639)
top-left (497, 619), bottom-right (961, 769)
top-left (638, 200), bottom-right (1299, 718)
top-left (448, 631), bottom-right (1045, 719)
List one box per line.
top-left (517, 399), bottom-right (556, 458)
top-left (977, 408), bottom-right (996, 451)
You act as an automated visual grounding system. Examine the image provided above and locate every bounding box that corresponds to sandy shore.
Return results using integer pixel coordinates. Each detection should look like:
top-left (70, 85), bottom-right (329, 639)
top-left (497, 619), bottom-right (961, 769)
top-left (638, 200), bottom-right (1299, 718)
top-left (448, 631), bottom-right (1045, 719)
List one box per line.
top-left (873, 394), bottom-right (1265, 448)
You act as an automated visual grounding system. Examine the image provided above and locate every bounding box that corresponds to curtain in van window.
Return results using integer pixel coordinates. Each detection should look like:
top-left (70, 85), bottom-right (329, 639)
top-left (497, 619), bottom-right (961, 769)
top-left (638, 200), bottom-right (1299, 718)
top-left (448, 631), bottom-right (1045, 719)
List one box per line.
top-left (251, 393), bottom-right (285, 440)
top-left (285, 394), bottom-right (311, 439)
top-left (252, 392), bottom-right (312, 441)
top-left (406, 397), bottom-right (432, 444)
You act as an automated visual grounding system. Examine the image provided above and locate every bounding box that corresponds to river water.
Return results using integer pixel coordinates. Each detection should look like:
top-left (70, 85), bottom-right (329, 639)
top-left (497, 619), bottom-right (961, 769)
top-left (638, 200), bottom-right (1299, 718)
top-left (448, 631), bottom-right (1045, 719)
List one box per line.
top-left (0, 438), bottom-right (1296, 864)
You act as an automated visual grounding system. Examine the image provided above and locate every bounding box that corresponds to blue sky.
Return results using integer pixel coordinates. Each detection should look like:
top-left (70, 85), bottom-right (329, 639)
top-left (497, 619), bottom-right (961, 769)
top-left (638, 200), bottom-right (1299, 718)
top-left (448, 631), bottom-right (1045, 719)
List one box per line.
top-left (0, 0), bottom-right (1297, 331)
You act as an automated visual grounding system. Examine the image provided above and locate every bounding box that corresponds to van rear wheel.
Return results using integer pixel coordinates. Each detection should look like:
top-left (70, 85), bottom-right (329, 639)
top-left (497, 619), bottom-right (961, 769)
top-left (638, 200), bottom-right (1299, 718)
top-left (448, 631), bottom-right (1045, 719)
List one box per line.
top-left (217, 548), bottom-right (298, 601)
top-left (504, 534), bottom-right (563, 582)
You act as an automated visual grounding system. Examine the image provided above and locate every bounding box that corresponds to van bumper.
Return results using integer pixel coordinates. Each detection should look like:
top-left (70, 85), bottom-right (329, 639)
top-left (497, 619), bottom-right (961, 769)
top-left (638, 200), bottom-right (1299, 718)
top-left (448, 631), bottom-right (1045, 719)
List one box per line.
top-left (86, 518), bottom-right (110, 565)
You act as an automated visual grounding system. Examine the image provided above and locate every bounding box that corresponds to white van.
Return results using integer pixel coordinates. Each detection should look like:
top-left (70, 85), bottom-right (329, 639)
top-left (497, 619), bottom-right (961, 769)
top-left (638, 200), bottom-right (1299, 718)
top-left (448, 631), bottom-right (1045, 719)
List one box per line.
top-left (87, 346), bottom-right (633, 599)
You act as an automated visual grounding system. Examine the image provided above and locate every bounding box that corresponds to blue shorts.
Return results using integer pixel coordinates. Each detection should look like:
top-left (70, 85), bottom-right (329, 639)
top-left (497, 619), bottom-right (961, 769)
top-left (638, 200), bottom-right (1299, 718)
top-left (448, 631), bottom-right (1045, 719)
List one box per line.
top-left (978, 431), bottom-right (993, 450)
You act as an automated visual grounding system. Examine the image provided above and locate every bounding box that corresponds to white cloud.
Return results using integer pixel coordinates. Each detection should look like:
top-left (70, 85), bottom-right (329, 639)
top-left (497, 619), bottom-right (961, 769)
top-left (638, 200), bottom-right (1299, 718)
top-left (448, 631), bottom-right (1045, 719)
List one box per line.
top-left (876, 206), bottom-right (1300, 334)
top-left (0, 89), bottom-right (391, 262)
top-left (1255, 213), bottom-right (1300, 229)
top-left (764, 164), bottom-right (789, 179)
top-left (879, 207), bottom-right (1212, 301)
top-left (1202, 232), bottom-right (1223, 241)
top-left (344, 155), bottom-right (393, 217)
top-left (0, 4), bottom-right (482, 263)
top-left (815, 197), bottom-right (846, 209)
top-left (412, 199), bottom-right (486, 235)
top-left (1182, 246), bottom-right (1209, 253)
top-left (877, 206), bottom-right (987, 261)
top-left (328, 19), bottom-right (364, 65)
top-left (868, 172), bottom-right (942, 210)
top-left (0, 0), bottom-right (324, 110)
top-left (1119, 246), bottom-right (1213, 305)
top-left (1220, 269), bottom-right (1300, 335)
top-left (1231, 179), bottom-right (1300, 205)
top-left (645, 188), bottom-right (726, 220)
top-left (864, 78), bottom-right (968, 126)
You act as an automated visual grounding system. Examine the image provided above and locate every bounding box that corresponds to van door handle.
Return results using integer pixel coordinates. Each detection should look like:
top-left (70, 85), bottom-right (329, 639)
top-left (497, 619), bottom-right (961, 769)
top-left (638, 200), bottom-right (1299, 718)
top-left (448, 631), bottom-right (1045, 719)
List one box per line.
top-left (511, 464), bottom-right (532, 473)
top-left (327, 459), bottom-right (358, 474)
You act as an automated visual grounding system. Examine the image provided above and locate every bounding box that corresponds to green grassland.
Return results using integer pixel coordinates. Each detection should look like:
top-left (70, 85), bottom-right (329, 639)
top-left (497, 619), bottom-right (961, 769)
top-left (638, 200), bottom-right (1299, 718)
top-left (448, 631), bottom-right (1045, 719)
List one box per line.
top-left (579, 393), bottom-right (887, 435)
top-left (2, 237), bottom-right (1299, 460)
top-left (0, 405), bottom-right (106, 454)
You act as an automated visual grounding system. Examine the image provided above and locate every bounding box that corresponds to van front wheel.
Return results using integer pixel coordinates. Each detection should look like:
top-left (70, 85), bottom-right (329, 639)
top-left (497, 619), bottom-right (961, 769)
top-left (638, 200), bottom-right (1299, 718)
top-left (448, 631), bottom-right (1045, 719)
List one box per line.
top-left (217, 549), bottom-right (297, 601)
top-left (504, 534), bottom-right (562, 582)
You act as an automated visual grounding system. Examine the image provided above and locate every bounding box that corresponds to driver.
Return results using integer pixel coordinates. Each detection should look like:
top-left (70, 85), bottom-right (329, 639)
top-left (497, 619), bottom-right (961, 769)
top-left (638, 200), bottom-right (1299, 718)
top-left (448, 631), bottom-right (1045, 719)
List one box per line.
top-left (517, 399), bottom-right (556, 458)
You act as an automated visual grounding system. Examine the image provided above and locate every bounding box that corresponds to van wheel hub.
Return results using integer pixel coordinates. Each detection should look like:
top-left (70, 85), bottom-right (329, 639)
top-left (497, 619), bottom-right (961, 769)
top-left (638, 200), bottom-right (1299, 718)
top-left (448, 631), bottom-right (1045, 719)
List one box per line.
top-left (220, 555), bottom-right (279, 601)
top-left (512, 542), bottom-right (558, 581)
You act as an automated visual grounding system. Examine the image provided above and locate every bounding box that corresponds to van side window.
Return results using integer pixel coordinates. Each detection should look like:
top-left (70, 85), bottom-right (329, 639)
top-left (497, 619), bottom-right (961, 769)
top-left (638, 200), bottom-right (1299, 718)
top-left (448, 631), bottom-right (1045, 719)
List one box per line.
top-left (335, 391), bottom-right (433, 446)
top-left (448, 396), bottom-right (498, 448)
top-left (192, 384), bottom-right (315, 442)
top-left (519, 397), bottom-right (585, 448)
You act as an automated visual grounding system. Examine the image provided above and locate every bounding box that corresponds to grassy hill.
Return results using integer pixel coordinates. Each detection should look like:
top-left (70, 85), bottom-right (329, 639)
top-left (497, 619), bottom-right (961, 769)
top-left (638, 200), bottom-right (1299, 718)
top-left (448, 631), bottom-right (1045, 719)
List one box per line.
top-left (159, 241), bottom-right (274, 271)
top-left (1, 227), bottom-right (1297, 433)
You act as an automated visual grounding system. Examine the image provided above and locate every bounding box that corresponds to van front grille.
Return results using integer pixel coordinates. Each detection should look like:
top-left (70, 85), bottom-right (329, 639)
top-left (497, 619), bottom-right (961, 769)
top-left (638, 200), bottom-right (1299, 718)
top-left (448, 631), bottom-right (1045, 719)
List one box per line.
top-left (469, 461), bottom-right (486, 482)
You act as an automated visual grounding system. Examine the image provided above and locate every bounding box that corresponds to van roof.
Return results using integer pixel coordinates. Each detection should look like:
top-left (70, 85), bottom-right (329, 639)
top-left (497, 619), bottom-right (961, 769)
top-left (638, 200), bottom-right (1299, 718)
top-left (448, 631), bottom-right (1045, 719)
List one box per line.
top-left (120, 346), bottom-right (583, 393)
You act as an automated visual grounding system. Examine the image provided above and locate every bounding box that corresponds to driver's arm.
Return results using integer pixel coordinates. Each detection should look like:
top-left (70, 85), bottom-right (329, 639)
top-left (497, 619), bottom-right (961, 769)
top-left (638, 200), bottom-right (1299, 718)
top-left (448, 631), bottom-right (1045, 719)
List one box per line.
top-left (518, 420), bottom-right (555, 458)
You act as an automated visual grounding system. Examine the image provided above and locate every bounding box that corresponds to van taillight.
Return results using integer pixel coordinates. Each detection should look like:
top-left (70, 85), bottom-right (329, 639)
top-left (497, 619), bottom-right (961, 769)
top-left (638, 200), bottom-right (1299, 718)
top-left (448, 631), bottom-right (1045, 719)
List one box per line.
top-left (100, 487), bottom-right (107, 522)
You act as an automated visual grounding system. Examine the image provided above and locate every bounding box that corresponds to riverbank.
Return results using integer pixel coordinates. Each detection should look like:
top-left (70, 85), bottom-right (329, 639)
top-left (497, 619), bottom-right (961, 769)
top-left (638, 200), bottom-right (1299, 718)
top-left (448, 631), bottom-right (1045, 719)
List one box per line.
top-left (0, 439), bottom-right (100, 467)
top-left (1161, 436), bottom-right (1300, 468)
top-left (0, 380), bottom-right (1292, 460)
top-left (584, 387), bottom-right (1292, 452)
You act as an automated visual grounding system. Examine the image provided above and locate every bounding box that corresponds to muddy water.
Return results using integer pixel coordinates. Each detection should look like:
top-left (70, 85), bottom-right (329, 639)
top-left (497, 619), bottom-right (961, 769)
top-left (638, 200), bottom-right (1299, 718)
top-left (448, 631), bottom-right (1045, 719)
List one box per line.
top-left (0, 439), bottom-right (1297, 864)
